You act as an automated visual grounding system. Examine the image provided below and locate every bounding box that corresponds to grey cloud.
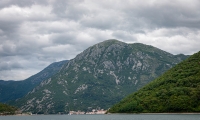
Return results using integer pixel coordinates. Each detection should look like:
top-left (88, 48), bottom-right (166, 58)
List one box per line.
top-left (80, 16), bottom-right (119, 30)
top-left (0, 0), bottom-right (200, 80)
top-left (50, 32), bottom-right (77, 45)
top-left (0, 21), bottom-right (20, 33)
top-left (0, 0), bottom-right (49, 8)
top-left (126, 1), bottom-right (200, 29)
top-left (0, 21), bottom-right (22, 40)
top-left (79, 10), bottom-right (125, 30)
top-left (51, 0), bottom-right (86, 20)
top-left (0, 40), bottom-right (40, 57)
top-left (112, 31), bottom-right (137, 41)
top-left (0, 42), bottom-right (16, 56)
top-left (0, 61), bottom-right (23, 71)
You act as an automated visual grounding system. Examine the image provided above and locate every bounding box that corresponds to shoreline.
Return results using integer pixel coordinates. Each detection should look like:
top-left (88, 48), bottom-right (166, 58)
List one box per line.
top-left (107, 113), bottom-right (200, 115)
top-left (2, 113), bottom-right (200, 116)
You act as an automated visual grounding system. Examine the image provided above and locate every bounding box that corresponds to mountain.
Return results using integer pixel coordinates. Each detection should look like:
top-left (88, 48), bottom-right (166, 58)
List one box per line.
top-left (12, 39), bottom-right (188, 114)
top-left (108, 51), bottom-right (200, 113)
top-left (0, 60), bottom-right (68, 103)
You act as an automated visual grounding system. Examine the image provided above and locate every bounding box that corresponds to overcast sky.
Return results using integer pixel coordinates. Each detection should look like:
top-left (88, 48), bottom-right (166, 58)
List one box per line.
top-left (0, 0), bottom-right (200, 80)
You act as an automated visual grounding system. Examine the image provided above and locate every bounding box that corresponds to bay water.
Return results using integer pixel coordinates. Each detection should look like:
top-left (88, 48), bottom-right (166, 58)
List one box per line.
top-left (0, 114), bottom-right (200, 120)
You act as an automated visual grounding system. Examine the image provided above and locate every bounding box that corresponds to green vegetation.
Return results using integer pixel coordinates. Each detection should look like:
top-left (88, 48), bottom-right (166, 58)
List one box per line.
top-left (108, 51), bottom-right (200, 113)
top-left (0, 103), bottom-right (18, 115)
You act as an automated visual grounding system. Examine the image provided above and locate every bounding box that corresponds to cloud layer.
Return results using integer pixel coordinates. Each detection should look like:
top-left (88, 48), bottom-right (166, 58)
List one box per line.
top-left (0, 0), bottom-right (200, 80)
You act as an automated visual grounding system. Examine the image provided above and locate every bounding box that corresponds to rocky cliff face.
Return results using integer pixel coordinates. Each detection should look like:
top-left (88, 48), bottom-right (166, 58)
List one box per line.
top-left (13, 40), bottom-right (188, 114)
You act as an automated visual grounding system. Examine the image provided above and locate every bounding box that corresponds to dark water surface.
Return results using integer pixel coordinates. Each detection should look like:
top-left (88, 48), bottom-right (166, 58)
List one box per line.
top-left (0, 114), bottom-right (200, 120)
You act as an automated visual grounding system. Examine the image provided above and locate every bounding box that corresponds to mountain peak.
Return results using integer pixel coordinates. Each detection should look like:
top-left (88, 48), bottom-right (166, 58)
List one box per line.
top-left (93, 39), bottom-right (126, 48)
top-left (100, 39), bottom-right (123, 44)
top-left (74, 39), bottom-right (127, 62)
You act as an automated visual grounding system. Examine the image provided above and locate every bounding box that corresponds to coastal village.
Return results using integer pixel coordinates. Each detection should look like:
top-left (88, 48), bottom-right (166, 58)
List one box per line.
top-left (69, 109), bottom-right (107, 115)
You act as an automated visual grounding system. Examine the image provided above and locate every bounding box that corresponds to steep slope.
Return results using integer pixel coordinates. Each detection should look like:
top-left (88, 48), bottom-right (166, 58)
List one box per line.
top-left (108, 51), bottom-right (200, 113)
top-left (13, 39), bottom-right (188, 114)
top-left (0, 60), bottom-right (68, 102)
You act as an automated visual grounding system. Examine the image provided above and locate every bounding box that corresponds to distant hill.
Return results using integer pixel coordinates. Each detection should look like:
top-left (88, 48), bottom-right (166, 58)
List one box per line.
top-left (0, 103), bottom-right (18, 115)
top-left (108, 51), bottom-right (200, 113)
top-left (0, 60), bottom-right (68, 102)
top-left (12, 39), bottom-right (189, 114)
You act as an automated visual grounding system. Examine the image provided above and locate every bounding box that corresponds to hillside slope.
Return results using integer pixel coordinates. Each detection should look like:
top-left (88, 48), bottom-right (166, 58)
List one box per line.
top-left (13, 39), bottom-right (188, 114)
top-left (108, 51), bottom-right (200, 113)
top-left (0, 60), bottom-right (68, 102)
top-left (0, 103), bottom-right (18, 115)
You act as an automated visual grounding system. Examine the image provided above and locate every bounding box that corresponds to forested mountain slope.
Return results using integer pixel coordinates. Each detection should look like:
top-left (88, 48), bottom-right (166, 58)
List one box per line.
top-left (108, 51), bottom-right (200, 113)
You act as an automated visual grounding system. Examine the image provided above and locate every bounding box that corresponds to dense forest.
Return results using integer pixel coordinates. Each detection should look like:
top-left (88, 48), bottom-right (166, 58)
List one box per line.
top-left (108, 51), bottom-right (200, 113)
top-left (0, 103), bottom-right (18, 115)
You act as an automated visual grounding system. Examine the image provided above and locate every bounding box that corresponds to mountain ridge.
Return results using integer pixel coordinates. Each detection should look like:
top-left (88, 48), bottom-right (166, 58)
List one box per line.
top-left (0, 60), bottom-right (68, 102)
